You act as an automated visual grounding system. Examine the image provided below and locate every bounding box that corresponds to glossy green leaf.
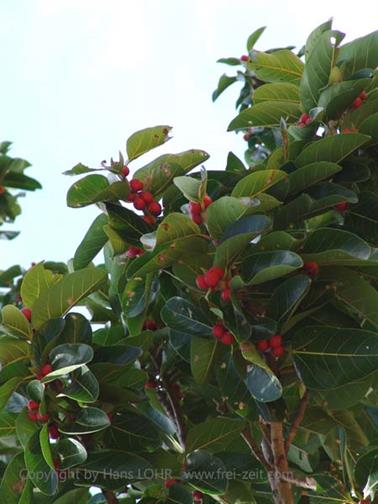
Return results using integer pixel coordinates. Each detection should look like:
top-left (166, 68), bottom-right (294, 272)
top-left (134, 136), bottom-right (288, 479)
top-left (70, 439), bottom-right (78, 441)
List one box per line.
top-left (42, 343), bottom-right (94, 382)
top-left (40, 424), bottom-right (55, 469)
top-left (232, 169), bottom-right (287, 198)
top-left (0, 376), bottom-right (21, 410)
top-left (126, 125), bottom-right (171, 161)
top-left (73, 213), bottom-right (109, 270)
top-left (241, 250), bottom-right (303, 284)
top-left (186, 418), bottom-right (245, 452)
top-left (106, 202), bottom-right (152, 246)
top-left (60, 365), bottom-right (99, 402)
top-left (0, 453), bottom-right (27, 503)
top-left (0, 305), bottom-right (32, 339)
top-left (185, 450), bottom-right (228, 495)
top-left (288, 161), bottom-right (342, 195)
top-left (212, 74), bottom-right (237, 102)
top-left (21, 262), bottom-right (60, 308)
top-left (161, 297), bottom-right (212, 336)
top-left (25, 429), bottom-right (58, 495)
top-left (56, 438), bottom-right (87, 469)
top-left (32, 267), bottom-right (107, 329)
top-left (207, 196), bottom-right (250, 239)
top-left (0, 335), bottom-right (29, 365)
top-left (295, 133), bottom-right (370, 167)
top-left (228, 101), bottom-right (300, 131)
top-left (253, 82), bottom-right (300, 104)
top-left (338, 30), bottom-right (378, 77)
top-left (293, 326), bottom-right (378, 389)
top-left (16, 408), bottom-right (40, 449)
top-left (247, 26), bottom-right (266, 51)
top-left (60, 312), bottom-right (92, 344)
top-left (305, 19), bottom-right (333, 60)
top-left (173, 176), bottom-right (202, 202)
top-left (27, 379), bottom-right (45, 402)
top-left (58, 407), bottom-right (110, 434)
top-left (155, 213), bottom-right (200, 247)
top-left (191, 336), bottom-right (219, 384)
top-left (67, 175), bottom-right (129, 208)
top-left (268, 274), bottom-right (311, 322)
top-left (249, 49), bottom-right (304, 83)
top-left (0, 410), bottom-right (16, 437)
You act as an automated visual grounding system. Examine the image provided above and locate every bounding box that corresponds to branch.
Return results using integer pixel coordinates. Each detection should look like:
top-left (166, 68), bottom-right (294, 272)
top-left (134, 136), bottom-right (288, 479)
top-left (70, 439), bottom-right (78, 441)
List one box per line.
top-left (104, 491), bottom-right (118, 504)
top-left (279, 473), bottom-right (317, 491)
top-left (270, 421), bottom-right (294, 504)
top-left (285, 390), bottom-right (310, 454)
top-left (241, 426), bottom-right (272, 472)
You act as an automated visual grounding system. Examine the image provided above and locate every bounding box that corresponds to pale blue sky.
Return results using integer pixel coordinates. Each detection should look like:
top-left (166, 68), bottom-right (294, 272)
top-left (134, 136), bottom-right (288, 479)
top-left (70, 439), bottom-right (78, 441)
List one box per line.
top-left (1, 0), bottom-right (377, 269)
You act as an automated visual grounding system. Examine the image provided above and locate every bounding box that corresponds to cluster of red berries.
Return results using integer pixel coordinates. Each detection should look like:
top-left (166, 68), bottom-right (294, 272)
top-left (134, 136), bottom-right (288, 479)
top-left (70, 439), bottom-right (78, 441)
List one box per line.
top-left (126, 245), bottom-right (144, 258)
top-left (196, 266), bottom-right (232, 301)
top-left (297, 113), bottom-right (312, 127)
top-left (21, 306), bottom-right (32, 322)
top-left (257, 334), bottom-right (284, 358)
top-left (212, 322), bottom-right (235, 345)
top-left (335, 201), bottom-right (349, 213)
top-left (27, 400), bottom-right (49, 423)
top-left (189, 195), bottom-right (213, 225)
top-left (352, 90), bottom-right (367, 109)
top-left (302, 261), bottom-right (319, 277)
top-left (36, 362), bottom-right (53, 380)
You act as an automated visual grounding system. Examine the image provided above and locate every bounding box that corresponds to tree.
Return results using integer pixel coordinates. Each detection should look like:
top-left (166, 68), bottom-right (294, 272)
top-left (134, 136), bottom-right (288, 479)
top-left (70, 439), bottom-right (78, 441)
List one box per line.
top-left (1, 20), bottom-right (378, 504)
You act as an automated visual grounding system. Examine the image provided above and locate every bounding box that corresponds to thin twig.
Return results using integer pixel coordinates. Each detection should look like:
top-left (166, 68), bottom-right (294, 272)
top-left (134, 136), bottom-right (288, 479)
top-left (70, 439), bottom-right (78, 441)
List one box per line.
top-left (241, 426), bottom-right (273, 471)
top-left (104, 491), bottom-right (118, 504)
top-left (285, 390), bottom-right (310, 454)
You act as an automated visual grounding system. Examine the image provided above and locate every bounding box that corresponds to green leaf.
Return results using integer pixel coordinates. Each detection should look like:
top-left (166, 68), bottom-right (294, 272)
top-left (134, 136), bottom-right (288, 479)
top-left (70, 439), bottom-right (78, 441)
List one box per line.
top-left (338, 30), bottom-right (378, 77)
top-left (0, 376), bottom-right (21, 410)
top-left (232, 169), bottom-right (287, 198)
top-left (105, 411), bottom-right (161, 451)
top-left (40, 423), bottom-right (55, 468)
top-left (293, 326), bottom-right (378, 389)
top-left (73, 214), bottom-right (109, 270)
top-left (106, 202), bottom-right (152, 247)
top-left (16, 408), bottom-right (40, 448)
top-left (302, 228), bottom-right (371, 265)
top-left (247, 26), bottom-right (266, 51)
top-left (60, 312), bottom-right (92, 344)
top-left (0, 335), bottom-right (29, 364)
top-left (155, 213), bottom-right (200, 246)
top-left (25, 429), bottom-right (58, 495)
top-left (249, 49), bottom-right (304, 83)
top-left (240, 250), bottom-right (303, 285)
top-left (207, 197), bottom-right (250, 240)
top-left (0, 453), bottom-right (27, 503)
top-left (212, 74), bottom-right (237, 102)
top-left (161, 297), bottom-right (212, 336)
top-left (216, 57), bottom-right (241, 66)
top-left (51, 489), bottom-right (90, 504)
top-left (42, 343), bottom-right (94, 382)
top-left (186, 418), bottom-right (245, 452)
top-left (295, 133), bottom-right (370, 167)
top-left (21, 263), bottom-right (61, 310)
top-left (228, 101), bottom-right (300, 130)
top-left (240, 341), bottom-right (283, 402)
top-left (288, 161), bottom-right (342, 195)
top-left (300, 29), bottom-right (343, 110)
top-left (0, 410), bottom-right (16, 437)
top-left (32, 267), bottom-right (106, 329)
top-left (346, 191), bottom-right (378, 245)
top-left (191, 336), bottom-right (219, 384)
top-left (318, 79), bottom-right (368, 119)
top-left (226, 151), bottom-right (246, 173)
top-left (63, 162), bottom-right (102, 176)
top-left (60, 365), bottom-right (99, 402)
top-left (67, 175), bottom-right (129, 208)
top-left (354, 447), bottom-right (378, 500)
top-left (267, 274), bottom-right (311, 322)
top-left (253, 82), bottom-right (300, 104)
top-left (58, 407), bottom-right (110, 434)
top-left (185, 451), bottom-right (228, 495)
top-left (27, 380), bottom-right (45, 402)
top-left (305, 19), bottom-right (333, 60)
top-left (126, 125), bottom-right (171, 161)
top-left (133, 150), bottom-right (209, 196)
top-left (173, 176), bottom-right (202, 202)
top-left (360, 112), bottom-right (378, 145)
top-left (0, 305), bottom-right (32, 339)
top-left (56, 438), bottom-right (87, 469)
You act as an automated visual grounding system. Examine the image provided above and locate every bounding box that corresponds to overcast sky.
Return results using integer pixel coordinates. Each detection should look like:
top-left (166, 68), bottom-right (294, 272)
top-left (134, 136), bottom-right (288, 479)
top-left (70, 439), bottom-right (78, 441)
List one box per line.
top-left (1, 0), bottom-right (377, 270)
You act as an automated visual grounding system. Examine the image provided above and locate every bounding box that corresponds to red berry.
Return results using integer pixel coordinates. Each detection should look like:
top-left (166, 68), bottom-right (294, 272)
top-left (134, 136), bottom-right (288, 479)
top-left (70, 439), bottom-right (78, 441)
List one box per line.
top-left (40, 363), bottom-right (53, 376)
top-left (148, 201), bottom-right (162, 216)
top-left (272, 346), bottom-right (285, 358)
top-left (335, 201), bottom-right (349, 213)
top-left (127, 192), bottom-right (136, 202)
top-left (134, 197), bottom-right (146, 211)
top-left (126, 246), bottom-right (144, 258)
top-left (27, 400), bottom-right (39, 411)
top-left (196, 275), bottom-right (209, 290)
top-left (21, 307), bottom-right (32, 322)
top-left (240, 55), bottom-right (249, 62)
top-left (140, 191), bottom-right (154, 204)
top-left (53, 458), bottom-right (61, 470)
top-left (203, 195), bottom-right (213, 208)
top-left (189, 201), bottom-right (202, 214)
top-left (0, 186), bottom-right (5, 195)
top-left (212, 323), bottom-right (226, 339)
top-left (36, 413), bottom-right (49, 422)
top-left (352, 97), bottom-right (362, 109)
top-left (48, 424), bottom-right (60, 440)
top-left (28, 411), bottom-right (39, 422)
top-left (165, 479), bottom-right (179, 488)
top-left (257, 340), bottom-right (269, 352)
top-left (359, 90), bottom-right (367, 100)
top-left (143, 319), bottom-right (158, 331)
top-left (107, 412), bottom-right (113, 422)
top-left (342, 128), bottom-right (354, 134)
top-left (243, 132), bottom-right (252, 141)
top-left (192, 213), bottom-right (203, 225)
top-left (143, 215), bottom-right (156, 225)
top-left (204, 266), bottom-right (225, 288)
top-left (269, 334), bottom-right (282, 348)
top-left (121, 165), bottom-right (130, 177)
top-left (303, 261), bottom-right (319, 277)
top-left (130, 179), bottom-right (144, 192)
top-left (298, 113), bottom-right (311, 126)
top-left (171, 383), bottom-right (183, 401)
top-left (193, 491), bottom-right (204, 502)
top-left (220, 332), bottom-right (235, 345)
top-left (144, 380), bottom-right (157, 390)
top-left (221, 288), bottom-right (232, 302)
